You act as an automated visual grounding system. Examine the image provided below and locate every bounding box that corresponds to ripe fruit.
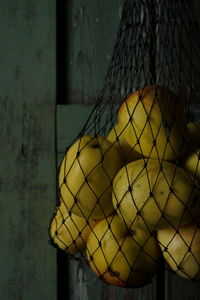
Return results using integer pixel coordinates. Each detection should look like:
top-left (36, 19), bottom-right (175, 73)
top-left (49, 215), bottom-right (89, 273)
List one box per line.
top-left (49, 200), bottom-right (96, 255)
top-left (86, 214), bottom-right (161, 287)
top-left (118, 86), bottom-right (189, 160)
top-left (59, 135), bottom-right (122, 220)
top-left (107, 122), bottom-right (143, 163)
top-left (112, 159), bottom-right (200, 232)
top-left (157, 223), bottom-right (200, 280)
top-left (182, 121), bottom-right (200, 183)
top-left (183, 148), bottom-right (200, 183)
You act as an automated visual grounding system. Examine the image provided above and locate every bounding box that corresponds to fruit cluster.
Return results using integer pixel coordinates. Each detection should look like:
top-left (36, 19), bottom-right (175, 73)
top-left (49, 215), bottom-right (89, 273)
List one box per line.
top-left (49, 86), bottom-right (200, 288)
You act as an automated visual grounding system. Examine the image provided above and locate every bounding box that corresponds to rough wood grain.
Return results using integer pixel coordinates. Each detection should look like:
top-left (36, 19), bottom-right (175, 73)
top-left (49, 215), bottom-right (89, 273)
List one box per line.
top-left (0, 1), bottom-right (56, 299)
top-left (66, 0), bottom-right (124, 104)
top-left (165, 271), bottom-right (200, 300)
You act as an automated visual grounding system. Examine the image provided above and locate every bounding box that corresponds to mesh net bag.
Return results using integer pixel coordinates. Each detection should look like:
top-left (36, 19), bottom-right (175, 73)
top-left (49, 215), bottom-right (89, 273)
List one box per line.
top-left (49, 0), bottom-right (200, 288)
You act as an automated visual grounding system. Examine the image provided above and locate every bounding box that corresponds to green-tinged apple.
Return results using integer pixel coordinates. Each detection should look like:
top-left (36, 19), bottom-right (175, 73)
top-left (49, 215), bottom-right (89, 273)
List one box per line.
top-left (112, 158), bottom-right (200, 232)
top-left (59, 135), bottom-right (122, 220)
top-left (107, 122), bottom-right (143, 163)
top-left (118, 86), bottom-right (189, 160)
top-left (183, 148), bottom-right (200, 183)
top-left (157, 223), bottom-right (200, 280)
top-left (49, 200), bottom-right (96, 254)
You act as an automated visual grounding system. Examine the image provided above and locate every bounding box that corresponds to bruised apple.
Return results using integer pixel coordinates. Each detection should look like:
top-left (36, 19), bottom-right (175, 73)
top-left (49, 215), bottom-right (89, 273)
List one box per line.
top-left (107, 122), bottom-right (143, 163)
top-left (86, 214), bottom-right (162, 287)
top-left (59, 135), bottom-right (122, 220)
top-left (49, 200), bottom-right (96, 254)
top-left (112, 159), bottom-right (200, 232)
top-left (118, 86), bottom-right (189, 160)
top-left (157, 223), bottom-right (200, 280)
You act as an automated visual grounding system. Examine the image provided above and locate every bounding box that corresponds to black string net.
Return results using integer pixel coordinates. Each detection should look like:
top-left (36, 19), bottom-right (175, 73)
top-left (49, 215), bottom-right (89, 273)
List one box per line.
top-left (49, 0), bottom-right (200, 288)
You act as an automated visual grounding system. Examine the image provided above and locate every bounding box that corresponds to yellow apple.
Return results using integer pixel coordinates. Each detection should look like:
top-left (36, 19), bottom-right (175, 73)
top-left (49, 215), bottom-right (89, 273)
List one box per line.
top-left (181, 121), bottom-right (200, 182)
top-left (157, 223), bottom-right (200, 280)
top-left (107, 122), bottom-right (143, 163)
top-left (86, 214), bottom-right (162, 288)
top-left (49, 200), bottom-right (96, 255)
top-left (118, 86), bottom-right (189, 160)
top-left (59, 135), bottom-right (122, 220)
top-left (183, 148), bottom-right (200, 183)
top-left (112, 158), bottom-right (200, 232)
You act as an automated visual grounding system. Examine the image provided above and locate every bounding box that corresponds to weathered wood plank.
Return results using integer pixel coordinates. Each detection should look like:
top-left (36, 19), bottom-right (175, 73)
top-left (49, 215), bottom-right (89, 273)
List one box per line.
top-left (0, 1), bottom-right (56, 299)
top-left (66, 0), bottom-right (124, 104)
top-left (165, 271), bottom-right (200, 300)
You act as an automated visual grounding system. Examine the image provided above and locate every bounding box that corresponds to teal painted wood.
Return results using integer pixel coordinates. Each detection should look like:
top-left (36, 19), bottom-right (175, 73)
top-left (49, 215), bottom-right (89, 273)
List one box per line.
top-left (66, 0), bottom-right (124, 104)
top-left (0, 1), bottom-right (56, 300)
top-left (67, 259), bottom-right (156, 300)
top-left (165, 272), bottom-right (200, 300)
top-left (57, 105), bottom-right (94, 161)
top-left (56, 105), bottom-right (157, 300)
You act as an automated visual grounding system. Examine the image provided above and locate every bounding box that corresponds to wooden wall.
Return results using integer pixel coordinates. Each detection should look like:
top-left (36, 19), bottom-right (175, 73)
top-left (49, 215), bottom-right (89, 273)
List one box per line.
top-left (1, 0), bottom-right (200, 300)
top-left (65, 0), bottom-right (124, 105)
top-left (0, 1), bottom-right (56, 299)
